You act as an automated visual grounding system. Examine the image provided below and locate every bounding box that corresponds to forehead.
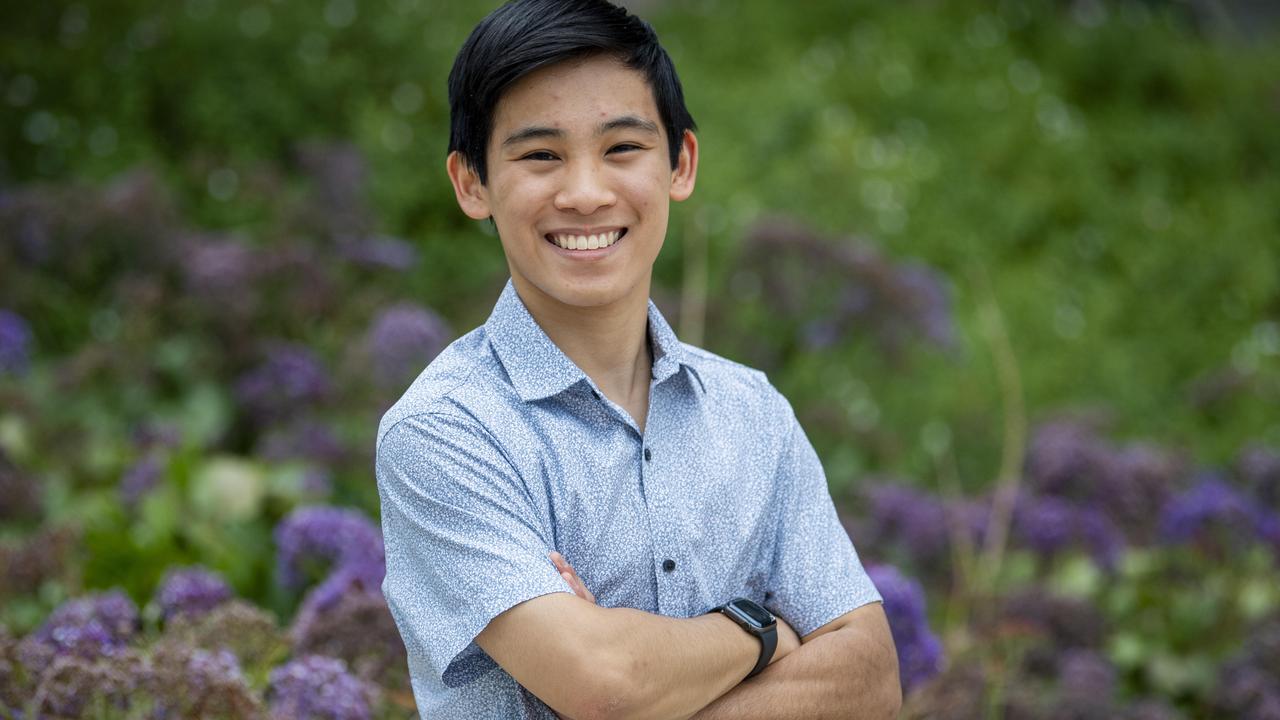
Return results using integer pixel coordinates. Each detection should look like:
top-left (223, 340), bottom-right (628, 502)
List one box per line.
top-left (491, 54), bottom-right (662, 136)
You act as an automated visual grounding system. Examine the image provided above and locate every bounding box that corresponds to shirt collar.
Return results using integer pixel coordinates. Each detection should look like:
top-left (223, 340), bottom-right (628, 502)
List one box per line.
top-left (485, 279), bottom-right (705, 402)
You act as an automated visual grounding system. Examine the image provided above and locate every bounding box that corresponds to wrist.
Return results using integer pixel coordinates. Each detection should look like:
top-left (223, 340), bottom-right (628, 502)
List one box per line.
top-left (708, 599), bottom-right (777, 678)
top-left (704, 611), bottom-right (762, 677)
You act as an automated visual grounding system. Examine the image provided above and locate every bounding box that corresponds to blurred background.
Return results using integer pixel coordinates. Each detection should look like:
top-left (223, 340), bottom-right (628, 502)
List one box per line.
top-left (1, 0), bottom-right (1278, 717)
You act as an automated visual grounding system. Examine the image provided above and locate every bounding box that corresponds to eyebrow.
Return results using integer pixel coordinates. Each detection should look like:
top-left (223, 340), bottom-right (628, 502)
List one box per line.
top-left (501, 115), bottom-right (660, 147)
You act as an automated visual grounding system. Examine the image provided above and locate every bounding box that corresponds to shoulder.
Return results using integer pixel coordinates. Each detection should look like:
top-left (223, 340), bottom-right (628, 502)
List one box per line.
top-left (680, 342), bottom-right (791, 416)
top-left (375, 325), bottom-right (518, 453)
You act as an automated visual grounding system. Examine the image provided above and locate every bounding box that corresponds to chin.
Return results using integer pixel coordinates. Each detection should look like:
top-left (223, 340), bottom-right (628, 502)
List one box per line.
top-left (549, 282), bottom-right (628, 308)
top-left (534, 274), bottom-right (641, 310)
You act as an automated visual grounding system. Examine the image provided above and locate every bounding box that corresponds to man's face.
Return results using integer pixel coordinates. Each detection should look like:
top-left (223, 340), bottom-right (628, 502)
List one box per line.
top-left (448, 54), bottom-right (697, 313)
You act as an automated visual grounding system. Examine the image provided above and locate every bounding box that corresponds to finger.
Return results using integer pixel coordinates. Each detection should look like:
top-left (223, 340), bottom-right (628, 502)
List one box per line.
top-left (563, 569), bottom-right (596, 604)
top-left (561, 570), bottom-right (588, 600)
top-left (571, 572), bottom-right (594, 604)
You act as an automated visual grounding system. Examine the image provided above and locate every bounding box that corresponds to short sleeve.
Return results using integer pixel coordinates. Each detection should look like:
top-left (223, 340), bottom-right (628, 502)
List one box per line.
top-left (376, 412), bottom-right (573, 688)
top-left (765, 399), bottom-right (882, 637)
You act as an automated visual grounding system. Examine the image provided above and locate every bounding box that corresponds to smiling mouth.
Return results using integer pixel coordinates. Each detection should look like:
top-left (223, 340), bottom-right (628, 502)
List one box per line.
top-left (544, 228), bottom-right (627, 251)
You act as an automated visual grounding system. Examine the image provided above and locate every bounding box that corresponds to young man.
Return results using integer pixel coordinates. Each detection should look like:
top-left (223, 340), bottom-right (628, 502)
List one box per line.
top-left (375, 1), bottom-right (901, 717)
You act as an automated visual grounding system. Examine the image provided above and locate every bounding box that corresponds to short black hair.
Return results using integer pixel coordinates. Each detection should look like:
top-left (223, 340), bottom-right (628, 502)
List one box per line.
top-left (447, 0), bottom-right (696, 185)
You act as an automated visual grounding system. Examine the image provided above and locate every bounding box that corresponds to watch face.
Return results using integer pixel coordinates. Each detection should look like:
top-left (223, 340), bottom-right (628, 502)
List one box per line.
top-left (730, 598), bottom-right (774, 628)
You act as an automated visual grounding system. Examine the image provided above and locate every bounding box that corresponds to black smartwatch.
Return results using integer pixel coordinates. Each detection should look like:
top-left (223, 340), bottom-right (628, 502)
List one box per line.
top-left (709, 597), bottom-right (777, 678)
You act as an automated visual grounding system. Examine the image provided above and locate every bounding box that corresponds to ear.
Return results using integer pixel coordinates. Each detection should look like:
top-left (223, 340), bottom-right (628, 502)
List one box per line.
top-left (669, 130), bottom-right (698, 202)
top-left (446, 151), bottom-right (492, 220)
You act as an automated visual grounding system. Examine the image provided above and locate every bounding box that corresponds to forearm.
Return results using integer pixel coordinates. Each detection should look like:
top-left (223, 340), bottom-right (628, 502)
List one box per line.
top-left (589, 606), bottom-right (758, 720)
top-left (688, 627), bottom-right (900, 720)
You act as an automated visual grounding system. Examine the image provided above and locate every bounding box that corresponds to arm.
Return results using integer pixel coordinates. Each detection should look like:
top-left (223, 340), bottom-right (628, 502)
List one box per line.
top-left (476, 585), bottom-right (798, 720)
top-left (689, 603), bottom-right (901, 720)
top-left (553, 554), bottom-right (899, 720)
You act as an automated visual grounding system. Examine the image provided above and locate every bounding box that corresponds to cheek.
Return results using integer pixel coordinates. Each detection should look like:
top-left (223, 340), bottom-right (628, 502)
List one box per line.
top-left (620, 168), bottom-right (670, 211)
top-left (488, 183), bottom-right (530, 221)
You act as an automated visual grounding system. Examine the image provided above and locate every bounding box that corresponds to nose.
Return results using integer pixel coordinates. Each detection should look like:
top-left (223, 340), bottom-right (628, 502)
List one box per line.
top-left (553, 158), bottom-right (616, 215)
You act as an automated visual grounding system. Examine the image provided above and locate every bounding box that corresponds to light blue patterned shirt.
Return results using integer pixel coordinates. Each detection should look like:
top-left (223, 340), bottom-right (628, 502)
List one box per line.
top-left (376, 279), bottom-right (882, 718)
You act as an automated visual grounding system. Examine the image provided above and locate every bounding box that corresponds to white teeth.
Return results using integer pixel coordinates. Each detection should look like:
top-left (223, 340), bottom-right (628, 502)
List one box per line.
top-left (551, 230), bottom-right (622, 251)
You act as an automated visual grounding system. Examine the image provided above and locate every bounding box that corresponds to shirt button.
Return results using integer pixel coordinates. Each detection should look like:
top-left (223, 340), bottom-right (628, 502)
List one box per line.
top-left (644, 448), bottom-right (652, 462)
top-left (662, 558), bottom-right (676, 572)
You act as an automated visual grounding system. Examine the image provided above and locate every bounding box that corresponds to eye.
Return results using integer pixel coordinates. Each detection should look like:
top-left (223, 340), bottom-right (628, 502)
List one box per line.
top-left (520, 150), bottom-right (559, 161)
top-left (608, 143), bottom-right (643, 154)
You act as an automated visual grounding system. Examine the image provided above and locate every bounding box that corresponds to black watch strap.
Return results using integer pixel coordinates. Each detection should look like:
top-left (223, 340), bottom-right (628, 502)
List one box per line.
top-left (747, 621), bottom-right (777, 678)
top-left (711, 600), bottom-right (777, 679)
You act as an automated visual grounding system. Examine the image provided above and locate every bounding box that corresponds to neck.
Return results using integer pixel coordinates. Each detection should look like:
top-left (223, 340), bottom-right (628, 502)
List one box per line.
top-left (510, 276), bottom-right (654, 415)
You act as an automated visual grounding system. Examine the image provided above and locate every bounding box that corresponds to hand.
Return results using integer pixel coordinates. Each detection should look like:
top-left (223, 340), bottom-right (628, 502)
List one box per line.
top-left (549, 551), bottom-right (596, 604)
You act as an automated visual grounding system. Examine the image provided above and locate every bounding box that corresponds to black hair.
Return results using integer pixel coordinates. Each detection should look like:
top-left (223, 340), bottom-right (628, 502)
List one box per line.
top-left (447, 0), bottom-right (696, 185)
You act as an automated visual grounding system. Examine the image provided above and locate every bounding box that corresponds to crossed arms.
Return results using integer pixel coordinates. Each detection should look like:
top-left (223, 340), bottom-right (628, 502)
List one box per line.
top-left (473, 552), bottom-right (902, 720)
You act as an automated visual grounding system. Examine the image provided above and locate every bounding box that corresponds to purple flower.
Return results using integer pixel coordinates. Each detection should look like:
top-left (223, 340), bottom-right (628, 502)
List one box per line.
top-left (1012, 494), bottom-right (1125, 571)
top-left (21, 590), bottom-right (139, 674)
top-left (300, 467), bottom-right (334, 497)
top-left (259, 419), bottom-right (346, 464)
top-left (949, 499), bottom-right (992, 547)
top-left (735, 218), bottom-right (955, 362)
top-left (866, 564), bottom-right (944, 692)
top-left (1258, 512), bottom-right (1280, 555)
top-left (275, 506), bottom-right (385, 602)
top-left (1238, 444), bottom-right (1280, 510)
top-left (1024, 420), bottom-right (1117, 502)
top-left (162, 599), bottom-right (286, 675)
top-left (1075, 506), bottom-right (1125, 571)
top-left (297, 143), bottom-right (367, 212)
top-left (1024, 421), bottom-right (1186, 546)
top-left (0, 309), bottom-right (32, 375)
top-left (1123, 699), bottom-right (1184, 720)
top-left (1013, 494), bottom-right (1077, 556)
top-left (365, 302), bottom-right (451, 388)
top-left (235, 343), bottom-right (330, 423)
top-left (337, 234), bottom-right (419, 270)
top-left (146, 640), bottom-right (262, 718)
top-left (267, 655), bottom-right (373, 720)
top-left (1213, 659), bottom-right (1280, 719)
top-left (1105, 442), bottom-right (1183, 543)
top-left (119, 455), bottom-right (162, 508)
top-left (864, 484), bottom-right (950, 564)
top-left (1213, 609), bottom-right (1280, 717)
top-left (1159, 474), bottom-right (1259, 548)
top-left (296, 141), bottom-right (370, 238)
top-left (181, 234), bottom-right (259, 295)
top-left (155, 566), bottom-right (233, 621)
top-left (22, 651), bottom-right (146, 718)
top-left (894, 262), bottom-right (954, 349)
top-left (290, 587), bottom-right (408, 686)
top-left (131, 421), bottom-right (182, 450)
top-left (1059, 648), bottom-right (1116, 699)
top-left (182, 647), bottom-right (242, 695)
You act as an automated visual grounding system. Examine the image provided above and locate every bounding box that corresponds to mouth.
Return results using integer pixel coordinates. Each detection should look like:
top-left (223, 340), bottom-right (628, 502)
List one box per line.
top-left (544, 228), bottom-right (627, 251)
